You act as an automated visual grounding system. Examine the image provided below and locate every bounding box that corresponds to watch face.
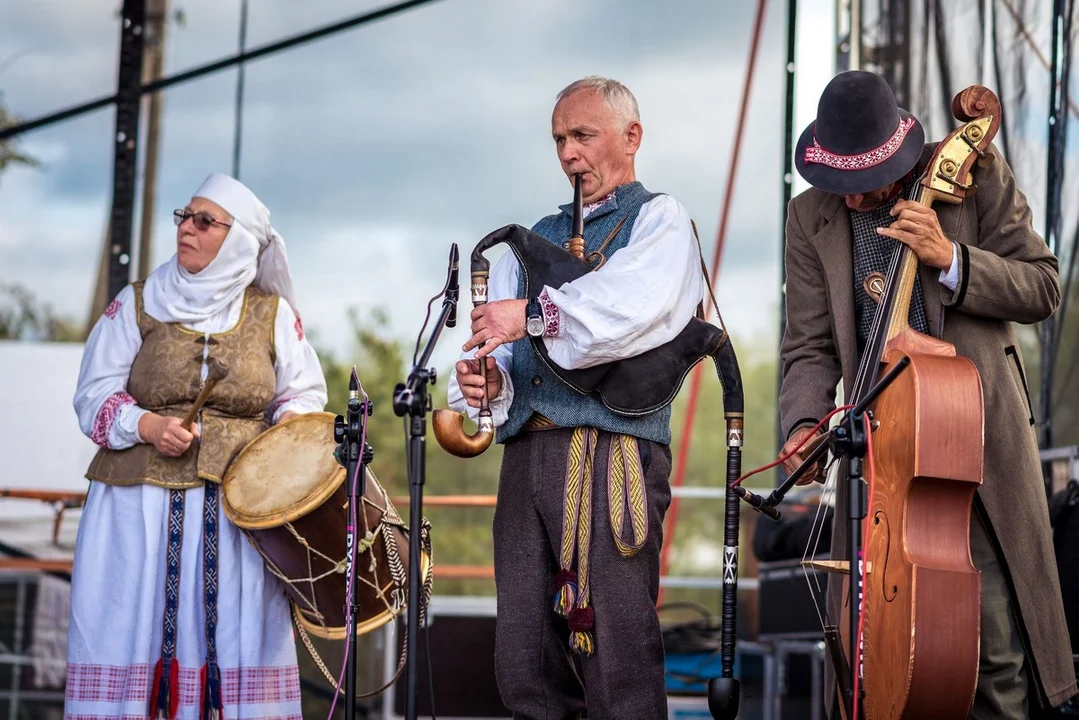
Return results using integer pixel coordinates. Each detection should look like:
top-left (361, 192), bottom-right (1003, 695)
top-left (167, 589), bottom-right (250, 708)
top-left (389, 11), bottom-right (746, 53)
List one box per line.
top-left (527, 317), bottom-right (545, 336)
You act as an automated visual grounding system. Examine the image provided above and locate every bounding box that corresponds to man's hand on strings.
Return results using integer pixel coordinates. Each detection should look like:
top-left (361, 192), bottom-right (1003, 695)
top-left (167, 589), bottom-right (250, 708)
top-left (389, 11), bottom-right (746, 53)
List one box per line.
top-left (463, 299), bottom-right (528, 359)
top-left (877, 200), bottom-right (955, 271)
top-left (781, 426), bottom-right (824, 486)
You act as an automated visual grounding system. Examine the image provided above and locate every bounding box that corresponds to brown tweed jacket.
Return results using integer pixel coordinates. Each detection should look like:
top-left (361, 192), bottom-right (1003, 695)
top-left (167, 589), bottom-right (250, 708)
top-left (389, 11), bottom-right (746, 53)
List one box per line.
top-left (780, 142), bottom-right (1076, 708)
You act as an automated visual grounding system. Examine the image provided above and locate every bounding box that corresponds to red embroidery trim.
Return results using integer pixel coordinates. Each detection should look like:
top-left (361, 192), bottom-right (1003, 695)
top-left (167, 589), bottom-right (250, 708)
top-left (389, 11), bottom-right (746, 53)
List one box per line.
top-left (64, 662), bottom-right (301, 705)
top-left (583, 191), bottom-right (616, 215)
top-left (804, 116), bottom-right (916, 171)
top-left (90, 392), bottom-right (136, 448)
top-left (103, 299), bottom-right (121, 319)
top-left (293, 316), bottom-right (304, 341)
top-left (538, 289), bottom-right (561, 337)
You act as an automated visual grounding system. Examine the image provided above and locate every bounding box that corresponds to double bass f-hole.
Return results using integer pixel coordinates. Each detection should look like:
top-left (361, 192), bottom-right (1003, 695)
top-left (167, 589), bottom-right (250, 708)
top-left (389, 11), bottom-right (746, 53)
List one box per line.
top-left (873, 510), bottom-right (898, 602)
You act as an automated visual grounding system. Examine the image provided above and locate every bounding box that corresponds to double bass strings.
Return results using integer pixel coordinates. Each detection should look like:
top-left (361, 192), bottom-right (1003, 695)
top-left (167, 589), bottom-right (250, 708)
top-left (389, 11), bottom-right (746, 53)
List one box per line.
top-left (801, 471), bottom-right (838, 629)
top-left (798, 174), bottom-right (926, 632)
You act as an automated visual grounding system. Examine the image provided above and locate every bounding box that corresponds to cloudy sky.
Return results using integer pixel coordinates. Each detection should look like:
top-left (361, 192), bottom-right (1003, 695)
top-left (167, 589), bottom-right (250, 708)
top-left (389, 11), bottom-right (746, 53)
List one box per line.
top-left (0, 0), bottom-right (840, 374)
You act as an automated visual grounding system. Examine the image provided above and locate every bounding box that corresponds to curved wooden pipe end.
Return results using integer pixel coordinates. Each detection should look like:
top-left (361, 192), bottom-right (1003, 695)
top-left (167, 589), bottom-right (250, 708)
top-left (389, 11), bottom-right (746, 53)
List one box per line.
top-left (432, 409), bottom-right (494, 458)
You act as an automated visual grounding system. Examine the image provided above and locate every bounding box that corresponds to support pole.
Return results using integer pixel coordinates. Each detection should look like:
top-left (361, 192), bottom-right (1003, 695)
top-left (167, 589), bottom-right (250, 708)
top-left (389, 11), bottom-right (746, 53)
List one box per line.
top-left (107, 0), bottom-right (148, 304)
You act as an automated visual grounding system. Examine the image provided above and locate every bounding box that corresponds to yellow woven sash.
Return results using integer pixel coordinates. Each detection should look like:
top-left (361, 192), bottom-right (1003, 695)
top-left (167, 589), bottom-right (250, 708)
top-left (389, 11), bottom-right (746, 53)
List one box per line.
top-left (608, 435), bottom-right (649, 558)
top-left (552, 428), bottom-right (650, 656)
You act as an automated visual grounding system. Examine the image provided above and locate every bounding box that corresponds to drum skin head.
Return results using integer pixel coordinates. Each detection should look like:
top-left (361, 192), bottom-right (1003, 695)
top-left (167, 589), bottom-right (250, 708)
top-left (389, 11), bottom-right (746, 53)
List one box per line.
top-left (222, 411), bottom-right (346, 529)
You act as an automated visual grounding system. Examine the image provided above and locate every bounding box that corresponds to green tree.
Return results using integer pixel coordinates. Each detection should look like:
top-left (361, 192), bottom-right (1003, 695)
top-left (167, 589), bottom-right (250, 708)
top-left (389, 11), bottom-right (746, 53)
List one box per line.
top-left (657, 336), bottom-right (779, 617)
top-left (300, 306), bottom-right (506, 715)
top-left (314, 307), bottom-right (505, 597)
top-left (0, 95), bottom-right (39, 180)
top-left (0, 281), bottom-right (82, 341)
top-left (299, 310), bottom-right (784, 714)
top-left (314, 310), bottom-right (782, 603)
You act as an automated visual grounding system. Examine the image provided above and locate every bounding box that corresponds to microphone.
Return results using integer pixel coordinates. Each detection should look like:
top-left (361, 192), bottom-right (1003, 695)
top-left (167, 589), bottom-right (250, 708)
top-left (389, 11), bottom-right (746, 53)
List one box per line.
top-left (446, 243), bottom-right (460, 329)
top-left (731, 485), bottom-right (782, 521)
top-left (348, 367), bottom-right (361, 414)
top-left (334, 368), bottom-right (362, 468)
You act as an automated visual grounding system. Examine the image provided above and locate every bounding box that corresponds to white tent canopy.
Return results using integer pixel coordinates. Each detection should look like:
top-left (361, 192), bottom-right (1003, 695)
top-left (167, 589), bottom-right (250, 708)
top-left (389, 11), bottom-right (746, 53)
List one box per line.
top-left (0, 340), bottom-right (95, 559)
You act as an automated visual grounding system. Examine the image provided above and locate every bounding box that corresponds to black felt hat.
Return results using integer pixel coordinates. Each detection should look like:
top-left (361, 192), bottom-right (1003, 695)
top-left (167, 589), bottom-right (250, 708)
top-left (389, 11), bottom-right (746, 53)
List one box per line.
top-left (795, 70), bottom-right (925, 195)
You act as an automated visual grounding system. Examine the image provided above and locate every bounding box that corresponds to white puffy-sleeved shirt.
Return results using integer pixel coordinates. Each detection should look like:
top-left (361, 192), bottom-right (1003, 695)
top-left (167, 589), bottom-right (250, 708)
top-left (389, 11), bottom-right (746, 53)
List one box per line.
top-left (447, 193), bottom-right (705, 427)
top-left (73, 284), bottom-right (328, 450)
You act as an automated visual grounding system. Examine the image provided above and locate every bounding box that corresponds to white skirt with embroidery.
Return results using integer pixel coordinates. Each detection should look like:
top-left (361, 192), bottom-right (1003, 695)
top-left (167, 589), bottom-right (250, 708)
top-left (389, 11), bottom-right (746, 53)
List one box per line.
top-left (64, 480), bottom-right (302, 719)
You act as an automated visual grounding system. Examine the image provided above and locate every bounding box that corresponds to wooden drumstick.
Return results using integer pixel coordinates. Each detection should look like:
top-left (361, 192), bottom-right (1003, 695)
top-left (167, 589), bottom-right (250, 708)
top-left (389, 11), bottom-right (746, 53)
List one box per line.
top-left (181, 358), bottom-right (228, 430)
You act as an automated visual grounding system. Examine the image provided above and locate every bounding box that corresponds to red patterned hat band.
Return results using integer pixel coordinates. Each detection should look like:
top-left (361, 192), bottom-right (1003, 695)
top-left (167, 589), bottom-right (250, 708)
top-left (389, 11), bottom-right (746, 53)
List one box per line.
top-left (803, 116), bottom-right (916, 171)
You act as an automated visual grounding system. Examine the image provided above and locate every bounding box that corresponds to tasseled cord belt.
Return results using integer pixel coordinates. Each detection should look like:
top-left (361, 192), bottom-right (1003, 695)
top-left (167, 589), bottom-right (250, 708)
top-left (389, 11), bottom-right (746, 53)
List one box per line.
top-left (551, 428), bottom-right (649, 655)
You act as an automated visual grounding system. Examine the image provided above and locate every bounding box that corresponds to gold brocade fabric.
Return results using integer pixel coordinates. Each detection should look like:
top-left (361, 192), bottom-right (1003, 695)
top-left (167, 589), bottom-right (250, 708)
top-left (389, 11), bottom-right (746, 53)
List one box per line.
top-left (86, 282), bottom-right (279, 489)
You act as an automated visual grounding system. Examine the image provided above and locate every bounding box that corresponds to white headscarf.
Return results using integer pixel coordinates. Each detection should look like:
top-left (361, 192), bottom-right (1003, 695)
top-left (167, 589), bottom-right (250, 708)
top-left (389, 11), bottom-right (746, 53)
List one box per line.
top-left (141, 173), bottom-right (298, 324)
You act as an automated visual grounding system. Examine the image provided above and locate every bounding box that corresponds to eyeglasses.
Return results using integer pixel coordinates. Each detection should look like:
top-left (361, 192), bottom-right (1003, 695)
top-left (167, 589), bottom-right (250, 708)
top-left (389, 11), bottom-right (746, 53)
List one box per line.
top-left (173, 209), bottom-right (232, 233)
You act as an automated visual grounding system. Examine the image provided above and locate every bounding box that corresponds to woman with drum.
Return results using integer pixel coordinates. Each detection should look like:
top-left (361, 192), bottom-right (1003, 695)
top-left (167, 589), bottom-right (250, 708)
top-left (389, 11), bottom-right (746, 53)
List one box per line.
top-left (68, 173), bottom-right (327, 718)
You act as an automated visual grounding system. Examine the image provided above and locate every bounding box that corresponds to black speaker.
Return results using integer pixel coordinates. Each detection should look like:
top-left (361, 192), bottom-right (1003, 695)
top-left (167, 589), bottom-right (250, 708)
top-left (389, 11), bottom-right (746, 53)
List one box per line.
top-left (388, 597), bottom-right (508, 718)
top-left (757, 558), bottom-right (828, 641)
top-left (1051, 481), bottom-right (1079, 653)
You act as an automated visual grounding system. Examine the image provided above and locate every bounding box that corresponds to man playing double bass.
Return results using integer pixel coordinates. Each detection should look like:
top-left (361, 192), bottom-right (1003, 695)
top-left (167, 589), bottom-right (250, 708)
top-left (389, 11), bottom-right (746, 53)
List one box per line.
top-left (779, 70), bottom-right (1076, 718)
top-left (447, 76), bottom-right (705, 718)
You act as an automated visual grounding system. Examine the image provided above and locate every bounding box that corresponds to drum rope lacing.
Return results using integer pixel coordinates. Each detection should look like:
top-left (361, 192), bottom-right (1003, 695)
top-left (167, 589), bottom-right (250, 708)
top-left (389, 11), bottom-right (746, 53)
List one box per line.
top-left (278, 485), bottom-right (434, 699)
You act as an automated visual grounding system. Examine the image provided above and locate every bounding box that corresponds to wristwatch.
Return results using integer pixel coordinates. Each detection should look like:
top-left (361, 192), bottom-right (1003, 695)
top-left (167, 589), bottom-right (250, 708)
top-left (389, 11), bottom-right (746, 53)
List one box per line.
top-left (526, 297), bottom-right (545, 337)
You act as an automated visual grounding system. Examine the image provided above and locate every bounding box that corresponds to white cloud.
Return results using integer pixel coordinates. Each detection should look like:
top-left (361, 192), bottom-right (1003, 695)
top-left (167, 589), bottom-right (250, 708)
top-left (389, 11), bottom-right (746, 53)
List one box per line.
top-left (1, 0), bottom-right (810, 376)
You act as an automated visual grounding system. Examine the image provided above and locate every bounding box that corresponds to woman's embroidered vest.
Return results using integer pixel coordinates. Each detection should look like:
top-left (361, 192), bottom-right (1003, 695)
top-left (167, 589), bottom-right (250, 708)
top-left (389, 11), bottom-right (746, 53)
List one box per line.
top-left (85, 281), bottom-right (278, 489)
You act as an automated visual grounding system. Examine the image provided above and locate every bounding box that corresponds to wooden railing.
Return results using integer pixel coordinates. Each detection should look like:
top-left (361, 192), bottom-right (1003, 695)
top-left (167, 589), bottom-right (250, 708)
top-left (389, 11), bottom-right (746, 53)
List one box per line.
top-left (0, 488), bottom-right (749, 591)
top-left (0, 490), bottom-right (502, 580)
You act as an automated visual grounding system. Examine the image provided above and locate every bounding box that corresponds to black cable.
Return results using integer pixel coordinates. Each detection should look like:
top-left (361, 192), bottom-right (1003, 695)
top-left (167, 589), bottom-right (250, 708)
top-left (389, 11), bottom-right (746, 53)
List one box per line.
top-left (424, 605), bottom-right (437, 719)
top-left (0, 0), bottom-right (448, 142)
top-left (401, 414), bottom-right (437, 719)
top-left (658, 601), bottom-right (724, 656)
top-left (657, 600), bottom-right (715, 625)
top-left (658, 601), bottom-right (727, 692)
top-left (413, 276), bottom-right (451, 367)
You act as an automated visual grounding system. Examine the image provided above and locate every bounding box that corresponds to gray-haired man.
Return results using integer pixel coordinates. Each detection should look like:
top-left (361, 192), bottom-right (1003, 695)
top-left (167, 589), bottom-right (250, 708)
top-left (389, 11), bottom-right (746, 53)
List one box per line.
top-left (448, 76), bottom-right (705, 719)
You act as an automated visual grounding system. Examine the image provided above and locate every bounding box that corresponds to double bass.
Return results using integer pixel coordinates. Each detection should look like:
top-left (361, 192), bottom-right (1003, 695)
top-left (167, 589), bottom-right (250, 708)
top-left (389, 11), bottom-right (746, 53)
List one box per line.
top-left (826, 86), bottom-right (999, 719)
top-left (736, 85), bottom-right (1001, 719)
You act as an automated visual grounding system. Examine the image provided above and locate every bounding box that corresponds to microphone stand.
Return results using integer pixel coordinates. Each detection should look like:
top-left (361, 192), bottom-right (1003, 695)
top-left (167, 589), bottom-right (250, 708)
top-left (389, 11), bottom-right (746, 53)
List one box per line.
top-left (732, 355), bottom-right (910, 719)
top-left (391, 243), bottom-right (459, 720)
top-left (333, 369), bottom-right (374, 720)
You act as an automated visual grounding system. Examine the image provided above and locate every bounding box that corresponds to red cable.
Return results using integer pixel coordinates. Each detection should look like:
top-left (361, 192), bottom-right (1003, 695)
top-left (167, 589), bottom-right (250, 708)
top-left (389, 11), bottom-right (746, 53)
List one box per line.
top-left (730, 405), bottom-right (854, 487)
top-left (657, 0), bottom-right (769, 605)
top-left (718, 397), bottom-right (875, 715)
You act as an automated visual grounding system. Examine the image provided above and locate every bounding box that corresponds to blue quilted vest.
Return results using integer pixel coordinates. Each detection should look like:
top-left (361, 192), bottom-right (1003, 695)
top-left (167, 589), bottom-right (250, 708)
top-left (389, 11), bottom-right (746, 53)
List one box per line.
top-left (498, 181), bottom-right (673, 445)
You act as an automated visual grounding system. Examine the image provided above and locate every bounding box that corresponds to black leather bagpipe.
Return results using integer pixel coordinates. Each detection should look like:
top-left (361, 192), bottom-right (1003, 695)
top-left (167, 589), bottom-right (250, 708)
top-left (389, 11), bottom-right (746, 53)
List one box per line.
top-left (469, 222), bottom-right (742, 419)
